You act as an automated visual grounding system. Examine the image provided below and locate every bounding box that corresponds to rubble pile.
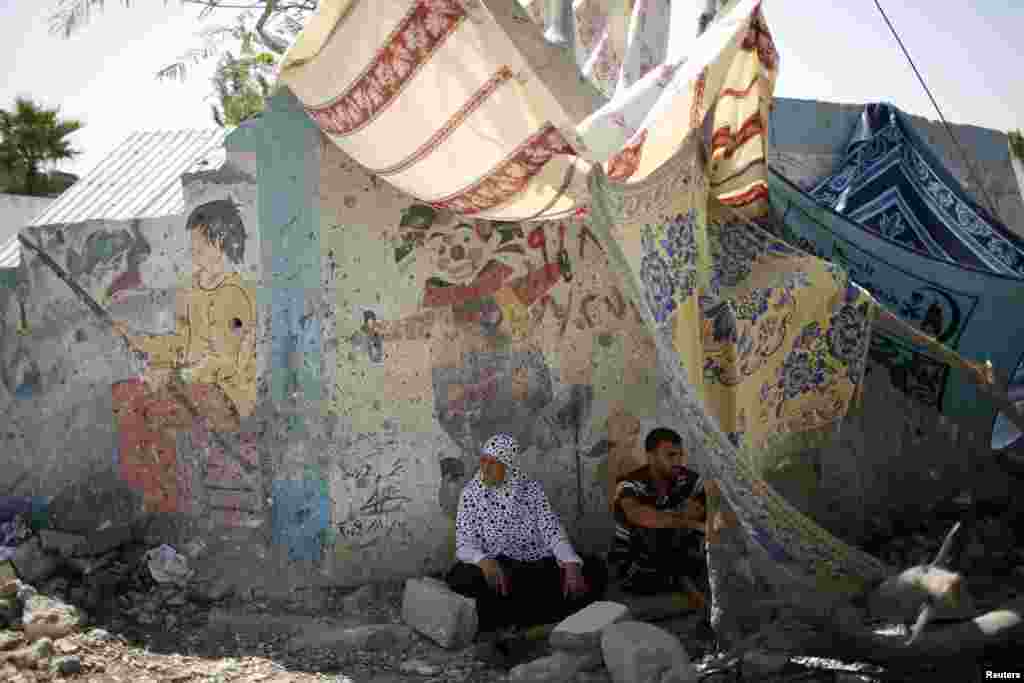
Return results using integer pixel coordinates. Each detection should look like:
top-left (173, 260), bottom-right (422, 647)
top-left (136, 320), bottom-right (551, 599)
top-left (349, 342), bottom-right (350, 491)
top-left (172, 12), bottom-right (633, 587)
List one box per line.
top-left (0, 494), bottom-right (1020, 682)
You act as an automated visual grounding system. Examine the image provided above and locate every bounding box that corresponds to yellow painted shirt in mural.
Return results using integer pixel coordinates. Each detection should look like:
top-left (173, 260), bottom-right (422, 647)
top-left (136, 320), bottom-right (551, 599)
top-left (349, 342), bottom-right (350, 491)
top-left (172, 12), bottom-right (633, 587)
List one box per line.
top-left (134, 273), bottom-right (257, 419)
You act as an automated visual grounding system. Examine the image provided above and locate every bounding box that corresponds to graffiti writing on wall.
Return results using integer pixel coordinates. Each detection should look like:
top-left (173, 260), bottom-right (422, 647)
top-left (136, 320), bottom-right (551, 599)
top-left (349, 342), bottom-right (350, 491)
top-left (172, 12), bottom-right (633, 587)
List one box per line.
top-left (331, 444), bottom-right (413, 549)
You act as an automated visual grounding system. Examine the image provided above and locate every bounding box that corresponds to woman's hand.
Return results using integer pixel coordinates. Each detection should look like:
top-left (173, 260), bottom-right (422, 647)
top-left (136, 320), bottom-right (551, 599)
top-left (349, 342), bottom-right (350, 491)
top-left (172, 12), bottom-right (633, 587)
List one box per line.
top-left (561, 562), bottom-right (588, 598)
top-left (478, 558), bottom-right (511, 596)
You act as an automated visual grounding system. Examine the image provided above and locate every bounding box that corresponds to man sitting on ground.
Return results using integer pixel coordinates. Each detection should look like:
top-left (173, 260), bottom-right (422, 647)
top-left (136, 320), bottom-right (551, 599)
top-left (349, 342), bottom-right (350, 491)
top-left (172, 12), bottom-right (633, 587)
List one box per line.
top-left (608, 427), bottom-right (708, 601)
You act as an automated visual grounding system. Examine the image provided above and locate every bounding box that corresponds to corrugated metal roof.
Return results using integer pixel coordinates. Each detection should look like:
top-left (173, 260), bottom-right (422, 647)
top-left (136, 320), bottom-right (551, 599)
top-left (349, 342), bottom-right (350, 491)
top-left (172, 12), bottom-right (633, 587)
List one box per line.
top-left (31, 128), bottom-right (228, 227)
top-left (0, 237), bottom-right (20, 269)
top-left (0, 195), bottom-right (54, 268)
top-left (0, 129), bottom-right (227, 270)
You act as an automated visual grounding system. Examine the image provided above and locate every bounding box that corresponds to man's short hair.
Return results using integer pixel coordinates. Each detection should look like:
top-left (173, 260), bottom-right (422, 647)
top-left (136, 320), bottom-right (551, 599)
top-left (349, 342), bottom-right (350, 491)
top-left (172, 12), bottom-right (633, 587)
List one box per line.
top-left (186, 199), bottom-right (246, 265)
top-left (645, 427), bottom-right (682, 453)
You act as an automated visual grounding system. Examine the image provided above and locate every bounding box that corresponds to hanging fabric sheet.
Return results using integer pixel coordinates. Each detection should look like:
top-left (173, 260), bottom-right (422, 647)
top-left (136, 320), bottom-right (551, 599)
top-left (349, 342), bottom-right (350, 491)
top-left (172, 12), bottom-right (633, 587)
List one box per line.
top-left (279, 0), bottom-right (1003, 601)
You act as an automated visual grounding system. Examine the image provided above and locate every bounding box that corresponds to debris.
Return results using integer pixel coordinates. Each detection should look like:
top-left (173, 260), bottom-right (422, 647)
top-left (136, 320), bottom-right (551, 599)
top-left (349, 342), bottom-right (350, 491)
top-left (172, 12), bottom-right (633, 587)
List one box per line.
top-left (188, 575), bottom-right (234, 604)
top-left (399, 658), bottom-right (443, 676)
top-left (10, 538), bottom-right (59, 585)
top-left (38, 530), bottom-right (86, 558)
top-left (81, 524), bottom-right (134, 557)
top-left (289, 623), bottom-right (413, 653)
top-left (21, 593), bottom-right (83, 641)
top-left (0, 631), bottom-right (23, 651)
top-left (741, 649), bottom-right (789, 678)
top-left (145, 545), bottom-right (193, 585)
top-left (341, 583), bottom-right (378, 614)
top-left (51, 654), bottom-right (82, 676)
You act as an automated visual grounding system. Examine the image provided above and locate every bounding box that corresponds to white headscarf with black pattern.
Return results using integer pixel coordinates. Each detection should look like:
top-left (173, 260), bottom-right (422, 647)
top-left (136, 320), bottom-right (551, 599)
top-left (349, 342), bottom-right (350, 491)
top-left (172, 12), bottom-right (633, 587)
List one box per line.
top-left (478, 432), bottom-right (525, 491)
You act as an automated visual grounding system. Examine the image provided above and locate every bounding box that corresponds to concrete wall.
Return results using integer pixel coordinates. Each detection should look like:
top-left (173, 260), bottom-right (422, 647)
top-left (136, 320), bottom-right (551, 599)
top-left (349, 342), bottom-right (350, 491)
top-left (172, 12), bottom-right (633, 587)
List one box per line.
top-left (3, 93), bottom-right (1019, 595)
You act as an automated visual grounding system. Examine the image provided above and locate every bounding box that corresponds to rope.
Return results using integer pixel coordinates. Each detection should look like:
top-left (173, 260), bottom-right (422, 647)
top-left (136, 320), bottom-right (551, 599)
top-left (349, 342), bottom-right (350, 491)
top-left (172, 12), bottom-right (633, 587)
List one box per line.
top-left (872, 0), bottom-right (1004, 223)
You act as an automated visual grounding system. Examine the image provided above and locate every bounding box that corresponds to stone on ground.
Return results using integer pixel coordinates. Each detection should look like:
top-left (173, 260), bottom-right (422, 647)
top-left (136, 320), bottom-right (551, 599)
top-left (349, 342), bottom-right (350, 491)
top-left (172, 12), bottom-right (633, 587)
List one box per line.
top-left (0, 631), bottom-right (24, 651)
top-left (1, 636), bottom-right (54, 669)
top-left (11, 538), bottom-right (59, 585)
top-left (21, 594), bottom-right (83, 641)
top-left (550, 601), bottom-right (630, 653)
top-left (0, 562), bottom-right (16, 583)
top-left (401, 577), bottom-right (477, 650)
top-left (601, 621), bottom-right (697, 683)
top-left (508, 650), bottom-right (603, 683)
top-left (51, 654), bottom-right (82, 675)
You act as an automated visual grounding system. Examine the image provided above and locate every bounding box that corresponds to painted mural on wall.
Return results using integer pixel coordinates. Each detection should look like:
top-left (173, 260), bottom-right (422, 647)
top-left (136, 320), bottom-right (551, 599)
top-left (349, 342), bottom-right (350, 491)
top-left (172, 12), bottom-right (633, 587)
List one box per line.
top-left (111, 199), bottom-right (260, 521)
top-left (339, 197), bottom-right (659, 524)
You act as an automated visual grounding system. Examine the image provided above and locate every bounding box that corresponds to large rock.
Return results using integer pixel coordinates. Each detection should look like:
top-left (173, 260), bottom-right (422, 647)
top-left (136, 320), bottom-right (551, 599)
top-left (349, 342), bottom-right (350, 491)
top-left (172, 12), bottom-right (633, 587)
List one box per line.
top-left (11, 538), bottom-right (59, 585)
top-left (601, 621), bottom-right (697, 683)
top-left (551, 601), bottom-right (630, 653)
top-left (508, 650), bottom-right (603, 683)
top-left (22, 594), bottom-right (83, 641)
top-left (401, 577), bottom-right (477, 650)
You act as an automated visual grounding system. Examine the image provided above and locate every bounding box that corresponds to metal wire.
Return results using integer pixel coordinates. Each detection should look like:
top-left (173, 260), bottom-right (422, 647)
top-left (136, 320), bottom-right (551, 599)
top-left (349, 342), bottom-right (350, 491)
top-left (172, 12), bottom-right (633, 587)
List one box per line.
top-left (872, 0), bottom-right (1004, 223)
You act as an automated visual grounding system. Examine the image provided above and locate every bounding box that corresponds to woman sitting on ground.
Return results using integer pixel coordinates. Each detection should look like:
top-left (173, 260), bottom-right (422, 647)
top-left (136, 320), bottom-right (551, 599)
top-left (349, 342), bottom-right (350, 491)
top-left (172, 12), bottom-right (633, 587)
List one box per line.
top-left (446, 433), bottom-right (608, 633)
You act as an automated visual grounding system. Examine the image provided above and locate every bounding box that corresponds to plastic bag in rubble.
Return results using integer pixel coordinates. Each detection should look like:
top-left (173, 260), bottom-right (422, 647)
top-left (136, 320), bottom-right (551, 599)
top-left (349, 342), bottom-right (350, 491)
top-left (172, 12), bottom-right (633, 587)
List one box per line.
top-left (145, 544), bottom-right (194, 585)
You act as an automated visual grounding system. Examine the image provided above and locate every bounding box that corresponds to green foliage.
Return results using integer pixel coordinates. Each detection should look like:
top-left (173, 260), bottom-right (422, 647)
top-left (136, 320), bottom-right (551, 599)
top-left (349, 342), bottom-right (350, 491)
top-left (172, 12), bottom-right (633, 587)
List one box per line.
top-left (0, 97), bottom-right (83, 196)
top-left (50, 1), bottom-right (317, 80)
top-left (49, 1), bottom-right (319, 128)
top-left (210, 48), bottom-right (276, 127)
top-left (1010, 130), bottom-right (1024, 163)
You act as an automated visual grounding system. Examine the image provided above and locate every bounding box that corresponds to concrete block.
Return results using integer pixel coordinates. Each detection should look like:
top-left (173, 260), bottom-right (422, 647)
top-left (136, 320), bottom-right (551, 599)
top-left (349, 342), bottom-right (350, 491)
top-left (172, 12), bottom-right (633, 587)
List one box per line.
top-left (38, 530), bottom-right (86, 557)
top-left (601, 621), bottom-right (697, 683)
top-left (550, 601), bottom-right (630, 653)
top-left (11, 538), bottom-right (59, 585)
top-left (509, 650), bottom-right (603, 683)
top-left (401, 577), bottom-right (477, 650)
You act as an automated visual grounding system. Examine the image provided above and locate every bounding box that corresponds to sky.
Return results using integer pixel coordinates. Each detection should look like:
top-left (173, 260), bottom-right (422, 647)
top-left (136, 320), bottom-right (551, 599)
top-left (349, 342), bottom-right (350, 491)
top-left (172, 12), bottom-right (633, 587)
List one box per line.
top-left (0, 0), bottom-right (1021, 178)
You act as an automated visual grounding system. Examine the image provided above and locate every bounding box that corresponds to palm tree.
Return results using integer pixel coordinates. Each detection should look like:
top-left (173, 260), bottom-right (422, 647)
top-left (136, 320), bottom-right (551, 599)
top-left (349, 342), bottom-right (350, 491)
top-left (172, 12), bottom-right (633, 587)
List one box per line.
top-left (0, 97), bottom-right (84, 196)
